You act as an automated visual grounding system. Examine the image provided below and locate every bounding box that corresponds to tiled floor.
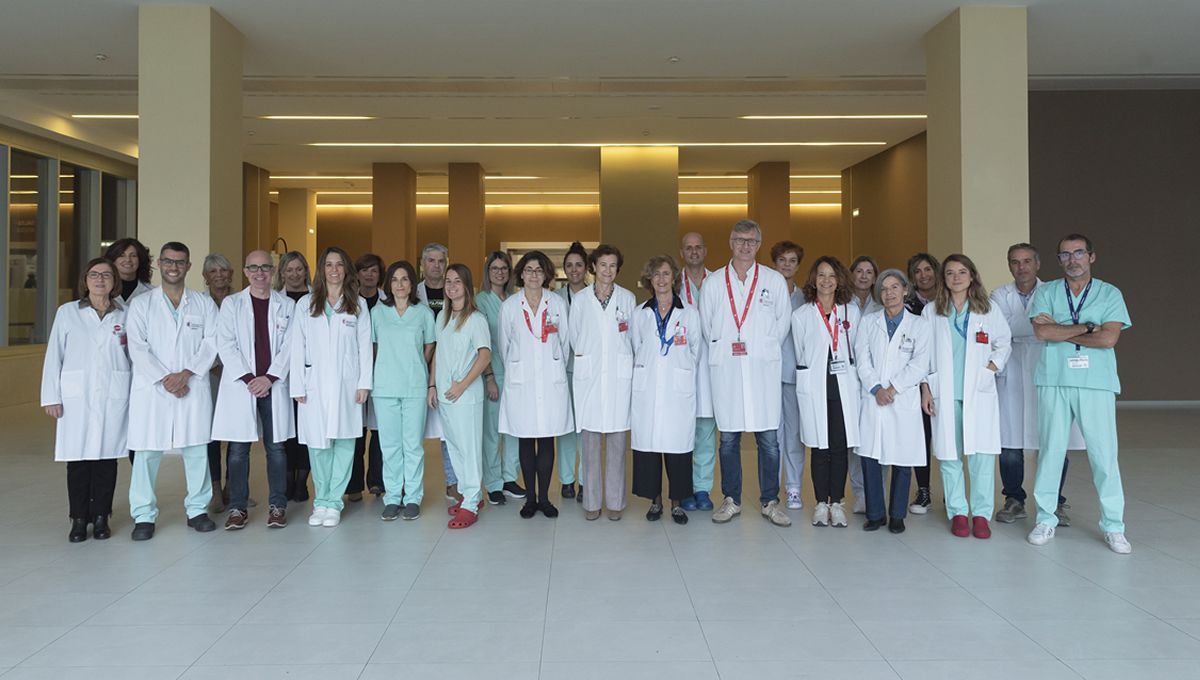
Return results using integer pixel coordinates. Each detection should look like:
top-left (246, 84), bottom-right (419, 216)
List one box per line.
top-left (2, 405), bottom-right (1200, 679)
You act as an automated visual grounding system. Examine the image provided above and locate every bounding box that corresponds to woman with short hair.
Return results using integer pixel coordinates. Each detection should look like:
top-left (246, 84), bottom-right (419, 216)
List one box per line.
top-left (554, 241), bottom-right (589, 501)
top-left (275, 251), bottom-right (313, 501)
top-left (476, 251), bottom-right (526, 505)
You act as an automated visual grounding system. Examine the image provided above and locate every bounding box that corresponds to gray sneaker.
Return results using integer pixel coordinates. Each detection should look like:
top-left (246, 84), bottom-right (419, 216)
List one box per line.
top-left (401, 503), bottom-right (421, 520)
top-left (711, 496), bottom-right (741, 524)
top-left (381, 504), bottom-right (402, 521)
top-left (995, 497), bottom-right (1027, 523)
top-left (1055, 503), bottom-right (1071, 527)
top-left (761, 500), bottom-right (792, 527)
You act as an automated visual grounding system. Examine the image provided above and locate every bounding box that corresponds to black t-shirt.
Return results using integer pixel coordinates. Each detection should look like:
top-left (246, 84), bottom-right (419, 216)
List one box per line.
top-left (121, 278), bottom-right (139, 302)
top-left (285, 289), bottom-right (306, 303)
top-left (364, 290), bottom-right (380, 311)
top-left (425, 285), bottom-right (445, 315)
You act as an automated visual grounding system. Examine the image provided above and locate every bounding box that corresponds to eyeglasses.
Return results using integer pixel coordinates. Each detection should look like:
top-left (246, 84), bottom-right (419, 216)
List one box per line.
top-left (489, 266), bottom-right (510, 273)
top-left (523, 267), bottom-right (545, 276)
top-left (1057, 248), bottom-right (1091, 263)
top-left (158, 257), bottom-right (188, 268)
top-left (86, 271), bottom-right (114, 280)
top-left (245, 264), bottom-right (275, 273)
top-left (731, 238), bottom-right (761, 248)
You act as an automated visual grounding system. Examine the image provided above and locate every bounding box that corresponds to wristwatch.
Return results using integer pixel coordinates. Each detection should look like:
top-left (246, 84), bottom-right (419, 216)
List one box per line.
top-left (1085, 321), bottom-right (1096, 334)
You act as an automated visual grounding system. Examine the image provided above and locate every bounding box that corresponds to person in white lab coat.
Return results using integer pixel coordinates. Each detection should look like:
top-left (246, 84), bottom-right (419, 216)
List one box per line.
top-left (126, 242), bottom-right (220, 541)
top-left (290, 247), bottom-right (373, 529)
top-left (429, 264), bottom-right (493, 529)
top-left (105, 237), bottom-right (154, 306)
top-left (211, 250), bottom-right (296, 530)
top-left (677, 232), bottom-right (718, 513)
top-left (570, 244), bottom-right (636, 521)
top-left (699, 220), bottom-right (792, 527)
top-left (275, 250), bottom-right (313, 502)
top-left (847, 255), bottom-right (883, 513)
top-left (991, 243), bottom-right (1078, 525)
top-left (41, 257), bottom-right (131, 542)
top-left (416, 242), bottom-right (461, 504)
top-left (920, 254), bottom-right (1012, 539)
top-left (770, 240), bottom-right (807, 511)
top-left (792, 256), bottom-right (862, 528)
top-left (853, 269), bottom-right (930, 534)
top-left (201, 252), bottom-right (235, 514)
top-left (630, 255), bottom-right (700, 525)
top-left (904, 252), bottom-right (940, 514)
top-left (476, 251), bottom-right (526, 505)
top-left (498, 250), bottom-right (573, 519)
top-left (555, 241), bottom-right (590, 501)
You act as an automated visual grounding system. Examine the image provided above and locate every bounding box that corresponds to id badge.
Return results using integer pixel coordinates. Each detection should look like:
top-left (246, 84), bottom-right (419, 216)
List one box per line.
top-left (674, 334), bottom-right (687, 346)
top-left (617, 321), bottom-right (629, 333)
top-left (731, 341), bottom-right (748, 357)
top-left (975, 330), bottom-right (989, 344)
top-left (1068, 355), bottom-right (1089, 369)
top-left (829, 359), bottom-right (848, 375)
top-left (544, 323), bottom-right (558, 335)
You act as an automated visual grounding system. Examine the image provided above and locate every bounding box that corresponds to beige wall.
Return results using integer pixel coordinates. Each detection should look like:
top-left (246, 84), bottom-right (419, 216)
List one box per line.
top-left (844, 133), bottom-right (929, 272)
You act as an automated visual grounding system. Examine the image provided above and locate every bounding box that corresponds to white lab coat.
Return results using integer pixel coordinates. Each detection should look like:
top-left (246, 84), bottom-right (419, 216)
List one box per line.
top-left (211, 289), bottom-right (297, 443)
top-left (851, 294), bottom-right (883, 319)
top-left (630, 297), bottom-right (701, 453)
top-left (699, 262), bottom-right (791, 433)
top-left (498, 289), bottom-right (574, 438)
top-left (923, 302), bottom-right (1012, 460)
top-left (854, 309), bottom-right (930, 466)
top-left (416, 282), bottom-right (445, 439)
top-left (779, 286), bottom-right (805, 384)
top-left (790, 301), bottom-right (863, 449)
top-left (126, 288), bottom-right (220, 451)
top-left (990, 281), bottom-right (1085, 451)
top-left (569, 284), bottom-right (636, 434)
top-left (680, 269), bottom-right (714, 417)
top-left (40, 301), bottom-right (132, 461)
top-left (289, 294), bottom-right (374, 449)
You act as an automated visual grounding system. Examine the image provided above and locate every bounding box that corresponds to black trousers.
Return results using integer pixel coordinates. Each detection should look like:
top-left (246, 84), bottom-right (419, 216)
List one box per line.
top-left (811, 376), bottom-right (849, 503)
top-left (346, 428), bottom-right (384, 494)
top-left (207, 440), bottom-right (228, 484)
top-left (66, 460), bottom-right (118, 519)
top-left (913, 411), bottom-right (933, 488)
top-left (519, 437), bottom-right (556, 504)
top-left (632, 451), bottom-right (694, 502)
top-left (284, 401), bottom-right (311, 473)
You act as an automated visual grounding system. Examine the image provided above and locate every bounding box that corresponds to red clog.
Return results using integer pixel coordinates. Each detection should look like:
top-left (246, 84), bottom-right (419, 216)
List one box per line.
top-left (448, 507), bottom-right (478, 529)
top-left (951, 514), bottom-right (970, 537)
top-left (972, 516), bottom-right (991, 539)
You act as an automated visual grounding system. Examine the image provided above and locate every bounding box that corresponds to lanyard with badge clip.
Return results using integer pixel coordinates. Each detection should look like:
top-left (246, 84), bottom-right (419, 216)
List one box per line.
top-left (725, 263), bottom-right (758, 357)
top-left (653, 303), bottom-right (675, 356)
top-left (1065, 278), bottom-right (1093, 352)
top-left (522, 305), bottom-right (550, 343)
top-left (684, 269), bottom-right (706, 306)
top-left (818, 301), bottom-right (849, 374)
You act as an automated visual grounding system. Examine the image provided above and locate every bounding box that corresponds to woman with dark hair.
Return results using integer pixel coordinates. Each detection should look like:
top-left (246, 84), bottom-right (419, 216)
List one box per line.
top-left (904, 251), bottom-right (940, 514)
top-left (554, 241), bottom-right (589, 500)
top-left (791, 256), bottom-right (862, 528)
top-left (40, 257), bottom-right (130, 542)
top-left (372, 260), bottom-right (435, 521)
top-left (290, 247), bottom-right (373, 528)
top-left (921, 254), bottom-right (1011, 539)
top-left (430, 264), bottom-right (492, 529)
top-left (499, 250), bottom-right (573, 518)
top-left (770, 240), bottom-right (806, 512)
top-left (275, 251), bottom-right (312, 500)
top-left (105, 238), bottom-right (153, 303)
top-left (476, 251), bottom-right (525, 505)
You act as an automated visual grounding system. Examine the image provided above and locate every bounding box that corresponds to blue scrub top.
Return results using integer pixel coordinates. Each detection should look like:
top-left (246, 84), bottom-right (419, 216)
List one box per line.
top-left (949, 302), bottom-right (969, 401)
top-left (371, 303), bottom-right (435, 399)
top-left (475, 290), bottom-right (507, 380)
top-left (434, 310), bottom-right (492, 405)
top-left (1029, 277), bottom-right (1131, 394)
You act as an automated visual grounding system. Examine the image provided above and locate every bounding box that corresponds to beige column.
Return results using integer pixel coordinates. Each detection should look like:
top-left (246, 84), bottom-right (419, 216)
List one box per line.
top-left (278, 189), bottom-right (317, 269)
top-left (372, 162), bottom-right (417, 264)
top-left (748, 161), bottom-right (790, 252)
top-left (448, 162), bottom-right (486, 282)
top-left (242, 163), bottom-right (271, 280)
top-left (925, 6), bottom-right (1029, 287)
top-left (600, 147), bottom-right (679, 293)
top-left (138, 5), bottom-right (242, 287)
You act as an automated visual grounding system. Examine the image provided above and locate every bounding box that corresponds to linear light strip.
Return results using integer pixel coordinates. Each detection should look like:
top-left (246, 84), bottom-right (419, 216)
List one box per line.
top-left (741, 114), bottom-right (926, 120)
top-left (310, 141), bottom-right (885, 148)
top-left (314, 203), bottom-right (840, 209)
top-left (70, 114), bottom-right (138, 119)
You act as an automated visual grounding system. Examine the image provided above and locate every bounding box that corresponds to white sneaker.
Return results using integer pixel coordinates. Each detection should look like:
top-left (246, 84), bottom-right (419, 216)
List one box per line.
top-left (812, 501), bottom-right (830, 527)
top-left (321, 509), bottom-right (341, 527)
top-left (786, 489), bottom-right (803, 510)
top-left (307, 507), bottom-right (327, 527)
top-left (852, 496), bottom-right (866, 515)
top-left (1105, 532), bottom-right (1132, 554)
top-left (711, 496), bottom-right (741, 524)
top-left (1027, 522), bottom-right (1055, 546)
top-left (761, 500), bottom-right (792, 527)
top-left (829, 502), bottom-right (849, 527)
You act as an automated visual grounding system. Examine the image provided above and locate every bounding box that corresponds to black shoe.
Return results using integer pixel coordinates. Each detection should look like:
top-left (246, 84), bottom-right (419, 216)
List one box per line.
top-left (561, 483), bottom-right (576, 499)
top-left (488, 490), bottom-right (506, 506)
top-left (863, 518), bottom-right (887, 532)
top-left (187, 514), bottom-right (217, 532)
top-left (131, 522), bottom-right (155, 541)
top-left (519, 501), bottom-right (538, 519)
top-left (502, 482), bottom-right (526, 499)
top-left (539, 501), bottom-right (559, 518)
top-left (92, 514), bottom-right (111, 540)
top-left (369, 485), bottom-right (384, 497)
top-left (294, 472), bottom-right (310, 502)
top-left (672, 507), bottom-right (689, 525)
top-left (576, 487), bottom-right (583, 503)
top-left (646, 503), bottom-right (663, 522)
top-left (888, 518), bottom-right (906, 534)
top-left (69, 518), bottom-right (88, 543)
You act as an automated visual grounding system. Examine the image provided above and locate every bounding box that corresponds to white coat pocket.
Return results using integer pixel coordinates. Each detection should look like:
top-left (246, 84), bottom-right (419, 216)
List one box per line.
top-left (109, 370), bottom-right (132, 401)
top-left (632, 365), bottom-right (649, 393)
top-left (59, 370), bottom-right (86, 399)
top-left (977, 367), bottom-right (998, 393)
top-left (672, 366), bottom-right (695, 395)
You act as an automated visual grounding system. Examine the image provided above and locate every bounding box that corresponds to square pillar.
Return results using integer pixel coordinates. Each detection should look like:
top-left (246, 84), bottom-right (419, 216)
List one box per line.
top-left (278, 189), bottom-right (317, 268)
top-left (373, 162), bottom-right (418, 264)
top-left (748, 161), bottom-right (790, 252)
top-left (925, 6), bottom-right (1029, 286)
top-left (242, 163), bottom-right (272, 276)
top-left (600, 147), bottom-right (679, 293)
top-left (138, 5), bottom-right (243, 287)
top-left (448, 162), bottom-right (486, 281)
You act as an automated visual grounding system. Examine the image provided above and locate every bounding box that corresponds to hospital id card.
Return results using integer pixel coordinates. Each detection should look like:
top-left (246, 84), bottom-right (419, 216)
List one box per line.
top-left (829, 359), bottom-right (848, 375)
top-left (1068, 355), bottom-right (1090, 369)
top-left (731, 341), bottom-right (748, 357)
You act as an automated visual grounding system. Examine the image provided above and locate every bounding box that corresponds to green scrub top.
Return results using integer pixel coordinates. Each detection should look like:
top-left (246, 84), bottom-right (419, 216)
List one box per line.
top-left (434, 310), bottom-right (491, 405)
top-left (949, 302), bottom-right (969, 401)
top-left (371, 302), bottom-right (435, 399)
top-left (475, 290), bottom-right (507, 379)
top-left (1030, 277), bottom-right (1131, 394)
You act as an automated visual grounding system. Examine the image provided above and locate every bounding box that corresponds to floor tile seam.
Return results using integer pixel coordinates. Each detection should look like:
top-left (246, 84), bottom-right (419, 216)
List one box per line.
top-left (4, 624), bottom-right (79, 672)
top-left (659, 513), bottom-right (723, 668)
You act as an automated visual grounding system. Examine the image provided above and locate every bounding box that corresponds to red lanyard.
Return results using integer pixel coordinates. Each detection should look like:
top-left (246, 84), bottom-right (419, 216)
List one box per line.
top-left (684, 269), bottom-right (706, 305)
top-left (817, 301), bottom-right (840, 354)
top-left (724, 263), bottom-right (759, 339)
top-left (522, 306), bottom-right (548, 343)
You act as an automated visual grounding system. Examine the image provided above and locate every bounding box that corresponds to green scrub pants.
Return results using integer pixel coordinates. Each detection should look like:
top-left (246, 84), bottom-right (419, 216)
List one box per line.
top-left (374, 396), bottom-right (428, 507)
top-left (442, 400), bottom-right (484, 509)
top-left (692, 416), bottom-right (718, 494)
top-left (129, 445), bottom-right (211, 524)
top-left (939, 400), bottom-right (997, 520)
top-left (557, 377), bottom-right (581, 485)
top-left (483, 374), bottom-right (520, 492)
top-left (310, 438), bottom-right (355, 512)
top-left (1036, 386), bottom-right (1124, 532)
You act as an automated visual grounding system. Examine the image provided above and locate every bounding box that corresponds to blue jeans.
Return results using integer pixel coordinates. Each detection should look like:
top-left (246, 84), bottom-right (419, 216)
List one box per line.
top-left (862, 457), bottom-right (911, 521)
top-left (227, 396), bottom-right (288, 510)
top-left (718, 430), bottom-right (781, 507)
top-left (999, 448), bottom-right (1068, 505)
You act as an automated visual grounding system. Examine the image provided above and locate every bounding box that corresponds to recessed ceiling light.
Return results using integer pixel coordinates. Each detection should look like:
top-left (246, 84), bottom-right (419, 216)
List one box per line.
top-left (740, 114), bottom-right (926, 120)
top-left (261, 115), bottom-right (376, 121)
top-left (667, 56), bottom-right (680, 63)
top-left (94, 53), bottom-right (108, 62)
top-left (71, 114), bottom-right (138, 119)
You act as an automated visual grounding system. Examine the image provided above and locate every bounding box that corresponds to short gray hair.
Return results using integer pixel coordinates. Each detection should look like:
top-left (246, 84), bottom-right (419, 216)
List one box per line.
top-left (203, 253), bottom-right (232, 273)
top-left (421, 243), bottom-right (449, 260)
top-left (730, 219), bottom-right (762, 239)
top-left (874, 268), bottom-right (909, 300)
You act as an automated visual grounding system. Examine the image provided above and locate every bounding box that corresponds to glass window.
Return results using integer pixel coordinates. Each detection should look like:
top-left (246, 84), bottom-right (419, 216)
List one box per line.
top-left (7, 150), bottom-right (41, 344)
top-left (59, 162), bottom-right (84, 306)
top-left (101, 173), bottom-right (119, 244)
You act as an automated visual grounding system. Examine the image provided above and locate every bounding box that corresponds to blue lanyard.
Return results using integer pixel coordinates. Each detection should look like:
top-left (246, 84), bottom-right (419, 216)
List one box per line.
top-left (952, 305), bottom-right (970, 340)
top-left (653, 303), bottom-right (674, 356)
top-left (1065, 278), bottom-right (1092, 324)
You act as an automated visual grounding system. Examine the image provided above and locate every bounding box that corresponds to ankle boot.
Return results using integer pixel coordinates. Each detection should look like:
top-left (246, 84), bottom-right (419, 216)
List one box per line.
top-left (92, 514), bottom-right (112, 540)
top-left (69, 518), bottom-right (88, 543)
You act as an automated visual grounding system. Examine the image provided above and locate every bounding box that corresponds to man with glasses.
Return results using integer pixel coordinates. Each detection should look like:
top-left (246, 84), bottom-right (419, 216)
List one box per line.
top-left (1027, 234), bottom-right (1133, 554)
top-left (699, 220), bottom-right (792, 526)
top-left (126, 242), bottom-right (220, 540)
top-left (212, 251), bottom-right (296, 530)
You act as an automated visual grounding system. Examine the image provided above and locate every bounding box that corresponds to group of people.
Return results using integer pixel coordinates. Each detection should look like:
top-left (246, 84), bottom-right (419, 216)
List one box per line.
top-left (40, 220), bottom-right (1133, 554)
